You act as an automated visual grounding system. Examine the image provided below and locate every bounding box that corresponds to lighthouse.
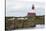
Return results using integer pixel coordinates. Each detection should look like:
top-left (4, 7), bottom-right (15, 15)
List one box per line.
top-left (27, 4), bottom-right (36, 16)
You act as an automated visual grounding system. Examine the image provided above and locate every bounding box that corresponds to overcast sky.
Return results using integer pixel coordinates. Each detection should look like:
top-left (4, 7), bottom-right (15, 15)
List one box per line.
top-left (6, 0), bottom-right (45, 17)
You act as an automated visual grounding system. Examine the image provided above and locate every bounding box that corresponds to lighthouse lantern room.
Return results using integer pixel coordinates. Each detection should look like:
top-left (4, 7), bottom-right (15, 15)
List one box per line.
top-left (27, 4), bottom-right (36, 16)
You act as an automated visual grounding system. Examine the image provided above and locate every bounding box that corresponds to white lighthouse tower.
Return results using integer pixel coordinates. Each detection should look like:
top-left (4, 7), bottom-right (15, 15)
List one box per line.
top-left (27, 4), bottom-right (36, 16)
